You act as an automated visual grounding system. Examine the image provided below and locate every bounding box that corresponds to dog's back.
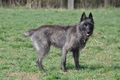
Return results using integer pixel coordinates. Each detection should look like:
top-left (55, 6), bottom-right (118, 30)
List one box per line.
top-left (24, 24), bottom-right (77, 49)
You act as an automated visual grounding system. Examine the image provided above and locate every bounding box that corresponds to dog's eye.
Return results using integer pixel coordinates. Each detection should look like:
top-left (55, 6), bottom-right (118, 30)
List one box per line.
top-left (84, 24), bottom-right (87, 27)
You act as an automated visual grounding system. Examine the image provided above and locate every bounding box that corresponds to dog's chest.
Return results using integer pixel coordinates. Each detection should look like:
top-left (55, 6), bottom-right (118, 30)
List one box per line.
top-left (72, 37), bottom-right (87, 50)
top-left (79, 38), bottom-right (87, 49)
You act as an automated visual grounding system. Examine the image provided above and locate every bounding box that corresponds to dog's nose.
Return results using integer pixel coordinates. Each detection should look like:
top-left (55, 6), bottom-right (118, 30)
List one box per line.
top-left (87, 31), bottom-right (90, 34)
top-left (86, 29), bottom-right (91, 36)
top-left (87, 30), bottom-right (90, 34)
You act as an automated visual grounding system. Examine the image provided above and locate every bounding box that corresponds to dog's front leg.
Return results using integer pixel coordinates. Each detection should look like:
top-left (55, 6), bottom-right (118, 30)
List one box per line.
top-left (72, 50), bottom-right (80, 70)
top-left (61, 48), bottom-right (68, 72)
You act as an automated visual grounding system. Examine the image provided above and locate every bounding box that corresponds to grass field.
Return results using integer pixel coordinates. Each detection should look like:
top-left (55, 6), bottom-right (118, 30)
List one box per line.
top-left (0, 7), bottom-right (120, 80)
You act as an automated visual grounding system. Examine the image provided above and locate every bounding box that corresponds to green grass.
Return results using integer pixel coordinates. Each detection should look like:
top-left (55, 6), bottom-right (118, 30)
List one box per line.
top-left (0, 7), bottom-right (120, 80)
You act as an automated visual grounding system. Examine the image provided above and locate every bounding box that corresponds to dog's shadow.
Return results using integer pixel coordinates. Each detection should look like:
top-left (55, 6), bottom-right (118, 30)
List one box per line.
top-left (67, 65), bottom-right (120, 70)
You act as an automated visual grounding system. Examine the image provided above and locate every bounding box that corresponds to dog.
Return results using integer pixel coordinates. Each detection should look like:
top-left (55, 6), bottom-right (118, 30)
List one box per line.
top-left (24, 12), bottom-right (94, 72)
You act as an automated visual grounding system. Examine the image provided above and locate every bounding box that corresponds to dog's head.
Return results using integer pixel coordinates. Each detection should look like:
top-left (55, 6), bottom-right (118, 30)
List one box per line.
top-left (78, 12), bottom-right (94, 37)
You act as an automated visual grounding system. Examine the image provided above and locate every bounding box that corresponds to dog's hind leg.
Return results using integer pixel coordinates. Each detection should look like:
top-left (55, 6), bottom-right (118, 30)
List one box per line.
top-left (61, 47), bottom-right (68, 72)
top-left (36, 46), bottom-right (50, 71)
top-left (36, 52), bottom-right (47, 72)
top-left (72, 49), bottom-right (80, 70)
top-left (34, 40), bottom-right (50, 72)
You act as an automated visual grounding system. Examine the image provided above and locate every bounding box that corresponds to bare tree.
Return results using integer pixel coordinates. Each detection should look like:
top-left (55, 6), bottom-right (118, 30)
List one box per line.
top-left (26, 0), bottom-right (32, 8)
top-left (111, 0), bottom-right (116, 7)
top-left (0, 0), bottom-right (120, 9)
top-left (46, 0), bottom-right (50, 8)
top-left (0, 0), bottom-right (2, 6)
top-left (9, 0), bottom-right (15, 6)
top-left (60, 0), bottom-right (63, 8)
top-left (104, 0), bottom-right (110, 7)
top-left (68, 0), bottom-right (74, 10)
top-left (32, 0), bottom-right (37, 8)
top-left (15, 0), bottom-right (21, 6)
top-left (37, 0), bottom-right (41, 8)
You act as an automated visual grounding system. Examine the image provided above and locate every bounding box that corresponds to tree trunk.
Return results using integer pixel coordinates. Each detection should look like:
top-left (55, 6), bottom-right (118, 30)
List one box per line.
top-left (37, 0), bottom-right (41, 8)
top-left (15, 0), bottom-right (21, 6)
top-left (68, 0), bottom-right (74, 10)
top-left (32, 0), bottom-right (37, 8)
top-left (46, 0), bottom-right (50, 8)
top-left (0, 0), bottom-right (2, 6)
top-left (26, 0), bottom-right (32, 8)
top-left (60, 0), bottom-right (63, 8)
top-left (112, 0), bottom-right (116, 7)
top-left (9, 0), bottom-right (15, 6)
top-left (104, 0), bottom-right (110, 7)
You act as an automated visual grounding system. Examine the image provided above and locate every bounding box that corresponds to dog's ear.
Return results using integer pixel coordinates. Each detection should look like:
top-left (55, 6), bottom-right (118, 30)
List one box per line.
top-left (89, 12), bottom-right (93, 19)
top-left (89, 12), bottom-right (94, 22)
top-left (80, 12), bottom-right (86, 21)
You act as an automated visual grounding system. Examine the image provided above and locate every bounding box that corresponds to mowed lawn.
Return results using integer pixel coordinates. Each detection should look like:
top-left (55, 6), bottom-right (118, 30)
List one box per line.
top-left (0, 7), bottom-right (120, 80)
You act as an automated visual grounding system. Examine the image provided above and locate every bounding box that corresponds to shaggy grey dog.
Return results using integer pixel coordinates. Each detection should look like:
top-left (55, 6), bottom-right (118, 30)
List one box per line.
top-left (24, 12), bottom-right (94, 72)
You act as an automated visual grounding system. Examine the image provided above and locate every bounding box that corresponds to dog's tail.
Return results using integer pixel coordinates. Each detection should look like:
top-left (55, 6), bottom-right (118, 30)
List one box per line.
top-left (24, 29), bottom-right (37, 37)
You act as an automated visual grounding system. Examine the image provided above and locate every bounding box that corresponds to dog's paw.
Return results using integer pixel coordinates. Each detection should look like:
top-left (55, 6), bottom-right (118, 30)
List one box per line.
top-left (63, 69), bottom-right (68, 72)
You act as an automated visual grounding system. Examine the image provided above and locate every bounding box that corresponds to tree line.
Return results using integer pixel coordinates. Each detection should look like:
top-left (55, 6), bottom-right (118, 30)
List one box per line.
top-left (0, 0), bottom-right (120, 9)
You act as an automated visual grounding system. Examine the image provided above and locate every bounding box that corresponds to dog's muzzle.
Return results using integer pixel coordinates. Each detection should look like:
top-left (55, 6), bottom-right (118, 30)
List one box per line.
top-left (86, 30), bottom-right (91, 36)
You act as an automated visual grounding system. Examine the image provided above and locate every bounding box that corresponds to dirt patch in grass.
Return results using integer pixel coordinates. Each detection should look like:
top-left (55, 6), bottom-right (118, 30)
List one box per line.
top-left (7, 72), bottom-right (41, 79)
